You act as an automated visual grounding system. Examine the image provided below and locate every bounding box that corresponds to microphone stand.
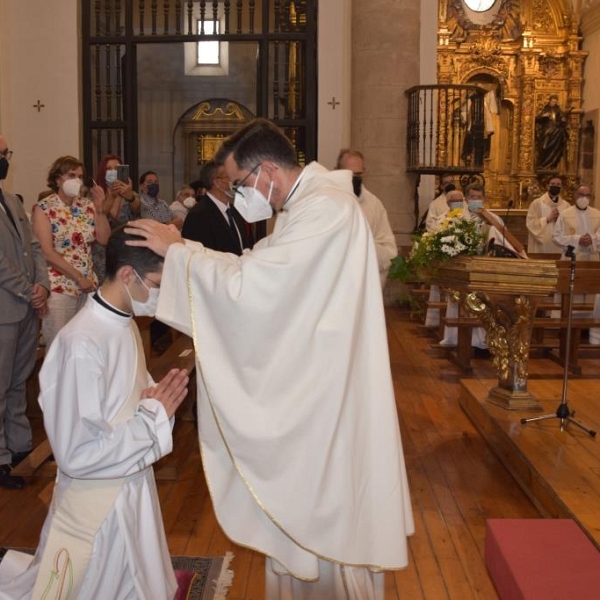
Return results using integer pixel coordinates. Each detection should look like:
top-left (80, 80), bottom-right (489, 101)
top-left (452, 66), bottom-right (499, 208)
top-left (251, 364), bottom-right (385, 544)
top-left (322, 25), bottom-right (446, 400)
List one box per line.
top-left (521, 245), bottom-right (596, 436)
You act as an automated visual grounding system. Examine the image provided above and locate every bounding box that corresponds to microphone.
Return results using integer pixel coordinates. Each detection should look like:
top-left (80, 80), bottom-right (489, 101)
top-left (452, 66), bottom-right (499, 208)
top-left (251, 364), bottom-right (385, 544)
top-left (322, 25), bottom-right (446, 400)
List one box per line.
top-left (566, 245), bottom-right (575, 258)
top-left (502, 199), bottom-right (514, 248)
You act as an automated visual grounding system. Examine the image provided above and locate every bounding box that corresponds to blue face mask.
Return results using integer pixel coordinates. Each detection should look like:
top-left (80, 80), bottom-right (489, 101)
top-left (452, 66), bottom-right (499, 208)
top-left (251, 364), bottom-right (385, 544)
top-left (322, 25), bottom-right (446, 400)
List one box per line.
top-left (468, 199), bottom-right (484, 212)
top-left (105, 169), bottom-right (118, 186)
top-left (146, 182), bottom-right (159, 198)
top-left (448, 201), bottom-right (463, 211)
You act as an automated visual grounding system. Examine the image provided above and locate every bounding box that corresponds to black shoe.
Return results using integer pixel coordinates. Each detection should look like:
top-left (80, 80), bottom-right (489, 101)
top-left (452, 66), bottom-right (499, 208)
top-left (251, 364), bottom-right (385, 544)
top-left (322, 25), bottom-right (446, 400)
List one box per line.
top-left (0, 465), bottom-right (25, 490)
top-left (11, 450), bottom-right (31, 468)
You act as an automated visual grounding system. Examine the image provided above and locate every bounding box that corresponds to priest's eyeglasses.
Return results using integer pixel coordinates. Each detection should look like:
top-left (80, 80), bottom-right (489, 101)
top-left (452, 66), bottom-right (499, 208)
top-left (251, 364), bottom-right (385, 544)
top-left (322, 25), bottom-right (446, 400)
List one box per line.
top-left (230, 163), bottom-right (261, 197)
top-left (0, 149), bottom-right (13, 160)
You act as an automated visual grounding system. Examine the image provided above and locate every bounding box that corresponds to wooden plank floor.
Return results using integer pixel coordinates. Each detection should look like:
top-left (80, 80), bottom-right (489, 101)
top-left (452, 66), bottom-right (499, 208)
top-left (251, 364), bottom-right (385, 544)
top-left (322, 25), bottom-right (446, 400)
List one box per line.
top-left (0, 307), bottom-right (559, 599)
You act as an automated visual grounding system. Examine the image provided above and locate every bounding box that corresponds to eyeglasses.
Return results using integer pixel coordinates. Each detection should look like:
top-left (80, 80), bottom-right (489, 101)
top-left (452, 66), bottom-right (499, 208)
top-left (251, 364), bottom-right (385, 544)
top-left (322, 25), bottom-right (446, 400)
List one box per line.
top-left (0, 149), bottom-right (13, 160)
top-left (230, 163), bottom-right (261, 197)
top-left (135, 269), bottom-right (160, 290)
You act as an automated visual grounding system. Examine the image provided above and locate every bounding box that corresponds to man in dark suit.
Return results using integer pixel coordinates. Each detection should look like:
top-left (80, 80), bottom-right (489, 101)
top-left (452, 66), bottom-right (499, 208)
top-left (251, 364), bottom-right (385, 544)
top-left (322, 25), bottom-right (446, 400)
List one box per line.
top-left (182, 160), bottom-right (253, 254)
top-left (0, 134), bottom-right (49, 489)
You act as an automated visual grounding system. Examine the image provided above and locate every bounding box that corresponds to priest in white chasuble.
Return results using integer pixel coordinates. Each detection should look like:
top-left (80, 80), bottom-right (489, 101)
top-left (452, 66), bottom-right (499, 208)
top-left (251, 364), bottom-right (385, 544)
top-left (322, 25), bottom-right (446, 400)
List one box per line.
top-left (127, 118), bottom-right (414, 600)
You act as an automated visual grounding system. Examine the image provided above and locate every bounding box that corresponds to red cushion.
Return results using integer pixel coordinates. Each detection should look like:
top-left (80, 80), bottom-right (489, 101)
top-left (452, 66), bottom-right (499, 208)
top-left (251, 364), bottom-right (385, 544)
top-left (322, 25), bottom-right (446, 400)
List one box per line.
top-left (486, 519), bottom-right (600, 600)
top-left (173, 569), bottom-right (198, 600)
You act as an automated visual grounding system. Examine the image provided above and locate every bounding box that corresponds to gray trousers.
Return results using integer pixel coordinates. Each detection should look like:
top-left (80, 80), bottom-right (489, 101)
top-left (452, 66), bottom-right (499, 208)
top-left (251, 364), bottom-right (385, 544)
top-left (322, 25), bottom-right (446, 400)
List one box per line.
top-left (0, 309), bottom-right (38, 466)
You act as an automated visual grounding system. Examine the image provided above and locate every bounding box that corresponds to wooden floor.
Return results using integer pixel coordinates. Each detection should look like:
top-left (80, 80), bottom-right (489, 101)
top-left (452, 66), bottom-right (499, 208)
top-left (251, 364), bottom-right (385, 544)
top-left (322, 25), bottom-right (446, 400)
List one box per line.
top-left (3, 307), bottom-right (600, 599)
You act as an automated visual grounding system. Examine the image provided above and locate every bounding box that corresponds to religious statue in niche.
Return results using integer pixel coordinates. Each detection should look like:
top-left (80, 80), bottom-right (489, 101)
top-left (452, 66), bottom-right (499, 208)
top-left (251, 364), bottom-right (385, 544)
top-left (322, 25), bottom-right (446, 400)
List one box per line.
top-left (458, 84), bottom-right (499, 164)
top-left (535, 95), bottom-right (569, 171)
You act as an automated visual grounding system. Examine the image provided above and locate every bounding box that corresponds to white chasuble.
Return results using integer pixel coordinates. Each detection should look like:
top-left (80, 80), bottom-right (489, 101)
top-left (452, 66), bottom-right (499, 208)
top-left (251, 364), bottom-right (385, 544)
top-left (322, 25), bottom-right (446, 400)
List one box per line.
top-left (157, 162), bottom-right (414, 582)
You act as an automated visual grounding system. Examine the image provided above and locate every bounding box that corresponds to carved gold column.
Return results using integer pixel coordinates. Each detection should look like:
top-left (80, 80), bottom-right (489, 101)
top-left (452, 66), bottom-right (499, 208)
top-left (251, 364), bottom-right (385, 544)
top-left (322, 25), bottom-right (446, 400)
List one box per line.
top-left (432, 256), bottom-right (558, 410)
top-left (465, 292), bottom-right (542, 410)
top-left (518, 51), bottom-right (538, 175)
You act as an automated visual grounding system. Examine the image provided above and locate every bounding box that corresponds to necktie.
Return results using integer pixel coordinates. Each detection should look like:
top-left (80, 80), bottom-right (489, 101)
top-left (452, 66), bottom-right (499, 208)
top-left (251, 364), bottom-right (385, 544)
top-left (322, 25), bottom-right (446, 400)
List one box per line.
top-left (0, 189), bottom-right (19, 234)
top-left (226, 207), bottom-right (242, 253)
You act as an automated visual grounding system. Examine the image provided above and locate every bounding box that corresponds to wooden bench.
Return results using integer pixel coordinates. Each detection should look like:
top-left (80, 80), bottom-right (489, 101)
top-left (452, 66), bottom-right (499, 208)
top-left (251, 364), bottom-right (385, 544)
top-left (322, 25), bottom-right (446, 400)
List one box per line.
top-left (486, 519), bottom-right (600, 599)
top-left (530, 317), bottom-right (600, 375)
top-left (434, 316), bottom-right (483, 374)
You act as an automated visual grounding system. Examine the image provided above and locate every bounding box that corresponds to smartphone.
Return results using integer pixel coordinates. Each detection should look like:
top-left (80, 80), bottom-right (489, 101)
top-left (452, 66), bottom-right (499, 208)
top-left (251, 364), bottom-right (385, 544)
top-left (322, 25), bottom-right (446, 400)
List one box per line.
top-left (117, 164), bottom-right (130, 183)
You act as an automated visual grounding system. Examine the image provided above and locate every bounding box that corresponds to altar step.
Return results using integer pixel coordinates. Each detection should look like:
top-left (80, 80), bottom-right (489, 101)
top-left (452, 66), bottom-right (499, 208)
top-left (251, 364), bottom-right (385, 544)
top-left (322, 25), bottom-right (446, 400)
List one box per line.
top-left (460, 378), bottom-right (600, 550)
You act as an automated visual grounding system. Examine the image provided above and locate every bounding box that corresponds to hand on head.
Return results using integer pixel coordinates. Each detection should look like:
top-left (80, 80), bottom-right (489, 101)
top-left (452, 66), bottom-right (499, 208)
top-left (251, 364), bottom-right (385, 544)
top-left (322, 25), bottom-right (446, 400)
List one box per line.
top-left (125, 219), bottom-right (183, 257)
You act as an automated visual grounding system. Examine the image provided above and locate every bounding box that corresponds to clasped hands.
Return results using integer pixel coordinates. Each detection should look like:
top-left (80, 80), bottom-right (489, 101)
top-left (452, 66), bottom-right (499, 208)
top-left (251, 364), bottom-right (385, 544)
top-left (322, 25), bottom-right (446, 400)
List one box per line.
top-left (142, 368), bottom-right (189, 419)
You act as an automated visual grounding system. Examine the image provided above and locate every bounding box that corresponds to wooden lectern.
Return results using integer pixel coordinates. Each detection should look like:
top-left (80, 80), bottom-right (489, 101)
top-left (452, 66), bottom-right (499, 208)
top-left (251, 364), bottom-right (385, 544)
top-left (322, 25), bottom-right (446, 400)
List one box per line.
top-left (431, 256), bottom-right (558, 410)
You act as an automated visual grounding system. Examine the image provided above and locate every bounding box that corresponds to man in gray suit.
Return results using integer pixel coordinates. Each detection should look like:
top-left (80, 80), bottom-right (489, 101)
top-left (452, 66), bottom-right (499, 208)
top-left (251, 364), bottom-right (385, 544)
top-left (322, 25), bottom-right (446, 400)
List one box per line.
top-left (0, 134), bottom-right (49, 489)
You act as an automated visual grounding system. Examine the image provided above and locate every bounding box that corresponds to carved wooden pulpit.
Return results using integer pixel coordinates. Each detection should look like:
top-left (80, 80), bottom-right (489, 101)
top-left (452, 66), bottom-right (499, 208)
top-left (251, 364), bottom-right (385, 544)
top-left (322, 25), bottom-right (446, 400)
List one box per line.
top-left (431, 256), bottom-right (558, 410)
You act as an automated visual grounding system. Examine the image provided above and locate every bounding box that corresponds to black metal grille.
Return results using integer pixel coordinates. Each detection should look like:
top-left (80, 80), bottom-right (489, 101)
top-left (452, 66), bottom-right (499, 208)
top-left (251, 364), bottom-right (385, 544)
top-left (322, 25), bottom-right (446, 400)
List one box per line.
top-left (82, 0), bottom-right (316, 181)
top-left (406, 85), bottom-right (487, 175)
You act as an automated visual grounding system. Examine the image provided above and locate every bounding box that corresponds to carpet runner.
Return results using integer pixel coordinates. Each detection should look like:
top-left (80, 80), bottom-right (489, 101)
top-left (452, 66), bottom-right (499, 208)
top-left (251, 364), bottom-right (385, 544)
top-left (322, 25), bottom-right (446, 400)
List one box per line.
top-left (0, 549), bottom-right (234, 599)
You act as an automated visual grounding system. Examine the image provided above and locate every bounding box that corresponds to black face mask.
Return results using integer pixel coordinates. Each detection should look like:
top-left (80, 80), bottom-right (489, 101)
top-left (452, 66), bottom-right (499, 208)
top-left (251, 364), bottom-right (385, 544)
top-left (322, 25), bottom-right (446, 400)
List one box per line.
top-left (0, 158), bottom-right (9, 181)
top-left (352, 175), bottom-right (363, 197)
top-left (548, 185), bottom-right (561, 197)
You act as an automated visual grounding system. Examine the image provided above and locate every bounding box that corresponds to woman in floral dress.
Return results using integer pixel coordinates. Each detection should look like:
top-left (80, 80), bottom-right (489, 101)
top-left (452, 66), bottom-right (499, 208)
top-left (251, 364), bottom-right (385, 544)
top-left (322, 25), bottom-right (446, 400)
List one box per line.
top-left (32, 155), bottom-right (110, 347)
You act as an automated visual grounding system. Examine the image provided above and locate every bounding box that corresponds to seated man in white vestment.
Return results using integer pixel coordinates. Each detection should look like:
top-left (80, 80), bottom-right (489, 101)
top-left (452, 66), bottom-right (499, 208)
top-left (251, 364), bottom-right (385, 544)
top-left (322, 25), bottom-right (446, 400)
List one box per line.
top-left (0, 228), bottom-right (189, 600)
top-left (425, 172), bottom-right (456, 233)
top-left (423, 175), bottom-right (461, 328)
top-left (439, 183), bottom-right (524, 350)
top-left (126, 118), bottom-right (414, 600)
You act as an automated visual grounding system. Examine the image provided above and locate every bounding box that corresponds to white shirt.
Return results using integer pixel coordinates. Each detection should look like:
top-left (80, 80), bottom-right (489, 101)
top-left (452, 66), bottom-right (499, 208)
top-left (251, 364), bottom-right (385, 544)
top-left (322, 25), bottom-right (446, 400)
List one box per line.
top-left (207, 192), bottom-right (243, 248)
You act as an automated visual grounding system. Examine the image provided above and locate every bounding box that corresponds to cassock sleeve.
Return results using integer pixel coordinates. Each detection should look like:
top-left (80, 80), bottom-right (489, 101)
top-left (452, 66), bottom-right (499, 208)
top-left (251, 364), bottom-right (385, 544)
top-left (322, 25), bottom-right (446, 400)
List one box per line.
top-left (552, 214), bottom-right (579, 250)
top-left (526, 200), bottom-right (548, 241)
top-left (41, 338), bottom-right (173, 479)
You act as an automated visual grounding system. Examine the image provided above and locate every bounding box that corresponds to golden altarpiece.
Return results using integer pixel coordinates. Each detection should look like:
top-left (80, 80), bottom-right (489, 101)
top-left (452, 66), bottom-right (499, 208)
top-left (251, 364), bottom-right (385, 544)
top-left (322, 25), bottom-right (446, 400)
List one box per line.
top-left (437, 0), bottom-right (587, 207)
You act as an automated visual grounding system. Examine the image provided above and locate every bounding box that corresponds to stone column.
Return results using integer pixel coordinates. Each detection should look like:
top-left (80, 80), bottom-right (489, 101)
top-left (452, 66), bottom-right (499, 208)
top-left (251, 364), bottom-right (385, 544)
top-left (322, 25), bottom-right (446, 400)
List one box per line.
top-left (351, 0), bottom-right (421, 302)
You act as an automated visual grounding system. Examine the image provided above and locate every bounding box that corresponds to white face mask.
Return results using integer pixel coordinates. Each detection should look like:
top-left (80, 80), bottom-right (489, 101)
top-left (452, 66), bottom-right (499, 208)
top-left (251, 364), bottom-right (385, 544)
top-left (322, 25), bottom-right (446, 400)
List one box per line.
top-left (62, 178), bottom-right (82, 198)
top-left (124, 270), bottom-right (160, 317)
top-left (576, 196), bottom-right (590, 210)
top-left (182, 196), bottom-right (196, 209)
top-left (105, 169), bottom-right (118, 186)
top-left (233, 167), bottom-right (274, 222)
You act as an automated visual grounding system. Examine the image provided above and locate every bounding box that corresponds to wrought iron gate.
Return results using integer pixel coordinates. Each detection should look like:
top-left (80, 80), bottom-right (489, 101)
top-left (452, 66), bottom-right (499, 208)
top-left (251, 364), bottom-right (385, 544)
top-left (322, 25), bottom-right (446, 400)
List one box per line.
top-left (81, 0), bottom-right (317, 183)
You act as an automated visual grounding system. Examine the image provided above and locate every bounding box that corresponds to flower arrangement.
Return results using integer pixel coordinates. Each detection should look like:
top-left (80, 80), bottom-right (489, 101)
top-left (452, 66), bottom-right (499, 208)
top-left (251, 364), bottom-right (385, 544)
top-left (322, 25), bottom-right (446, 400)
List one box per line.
top-left (389, 208), bottom-right (486, 282)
